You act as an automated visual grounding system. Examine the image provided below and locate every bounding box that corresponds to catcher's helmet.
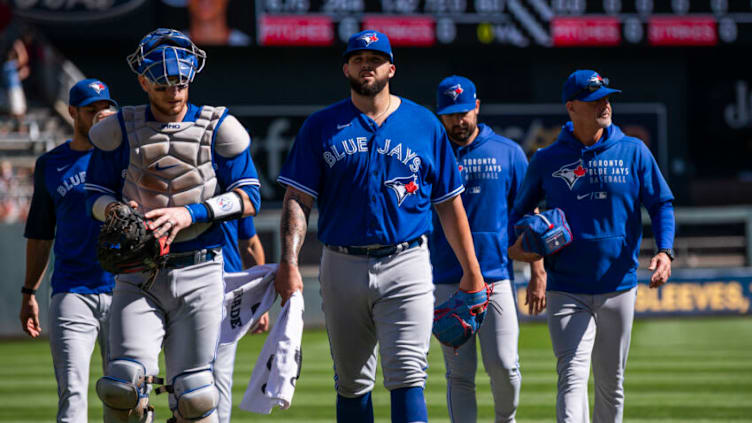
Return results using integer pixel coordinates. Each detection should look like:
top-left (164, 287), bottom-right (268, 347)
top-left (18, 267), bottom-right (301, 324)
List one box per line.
top-left (126, 28), bottom-right (206, 85)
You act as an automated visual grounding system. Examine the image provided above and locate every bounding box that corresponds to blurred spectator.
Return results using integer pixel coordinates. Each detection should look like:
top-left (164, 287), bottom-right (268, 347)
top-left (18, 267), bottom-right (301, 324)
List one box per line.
top-left (186, 0), bottom-right (250, 46)
top-left (1, 38), bottom-right (29, 133)
top-left (0, 159), bottom-right (33, 223)
top-left (1, 3), bottom-right (29, 133)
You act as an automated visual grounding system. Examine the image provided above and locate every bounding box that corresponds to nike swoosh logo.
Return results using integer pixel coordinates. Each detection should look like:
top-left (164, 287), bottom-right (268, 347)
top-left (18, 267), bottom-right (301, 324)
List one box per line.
top-left (336, 123), bottom-right (351, 130)
top-left (155, 163), bottom-right (179, 171)
top-left (577, 193), bottom-right (590, 200)
top-left (57, 165), bottom-right (70, 172)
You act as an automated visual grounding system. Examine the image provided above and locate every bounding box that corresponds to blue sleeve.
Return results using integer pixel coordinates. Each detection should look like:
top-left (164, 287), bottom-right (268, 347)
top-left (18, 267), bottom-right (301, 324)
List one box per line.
top-left (277, 116), bottom-right (323, 198)
top-left (430, 125), bottom-right (464, 203)
top-left (648, 201), bottom-right (675, 250)
top-left (24, 156), bottom-right (55, 239)
top-left (638, 144), bottom-right (674, 209)
top-left (84, 112), bottom-right (128, 216)
top-left (637, 144), bottom-right (675, 251)
top-left (507, 146), bottom-right (529, 246)
top-left (511, 150), bottom-right (544, 225)
top-left (213, 146), bottom-right (261, 214)
top-left (237, 216), bottom-right (257, 240)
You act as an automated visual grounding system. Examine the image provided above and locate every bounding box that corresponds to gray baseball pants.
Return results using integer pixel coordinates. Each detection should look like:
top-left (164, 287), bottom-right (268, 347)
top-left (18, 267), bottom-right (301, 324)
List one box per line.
top-left (213, 341), bottom-right (237, 423)
top-left (319, 241), bottom-right (434, 397)
top-left (435, 280), bottom-right (521, 423)
top-left (49, 292), bottom-right (111, 423)
top-left (546, 287), bottom-right (637, 423)
top-left (109, 254), bottom-right (224, 414)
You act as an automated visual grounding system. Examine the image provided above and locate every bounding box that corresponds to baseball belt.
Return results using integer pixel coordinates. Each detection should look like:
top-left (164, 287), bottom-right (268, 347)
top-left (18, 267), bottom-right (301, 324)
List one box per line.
top-left (326, 235), bottom-right (424, 259)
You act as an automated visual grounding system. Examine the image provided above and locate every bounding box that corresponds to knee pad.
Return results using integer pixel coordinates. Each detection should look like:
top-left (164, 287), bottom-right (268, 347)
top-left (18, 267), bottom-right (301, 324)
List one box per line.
top-left (172, 369), bottom-right (219, 421)
top-left (97, 359), bottom-right (157, 422)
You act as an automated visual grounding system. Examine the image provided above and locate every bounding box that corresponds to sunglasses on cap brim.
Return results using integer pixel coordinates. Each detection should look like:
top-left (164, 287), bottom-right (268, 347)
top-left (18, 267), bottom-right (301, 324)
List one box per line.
top-left (568, 77), bottom-right (610, 102)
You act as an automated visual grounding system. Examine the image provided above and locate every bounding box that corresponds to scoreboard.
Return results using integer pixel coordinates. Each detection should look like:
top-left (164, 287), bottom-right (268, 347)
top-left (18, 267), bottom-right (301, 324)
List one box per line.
top-left (255, 0), bottom-right (752, 47)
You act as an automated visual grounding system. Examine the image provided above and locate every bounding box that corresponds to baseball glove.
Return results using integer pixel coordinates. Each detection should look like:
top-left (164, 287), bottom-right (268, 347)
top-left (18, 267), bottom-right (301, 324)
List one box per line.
top-left (432, 284), bottom-right (492, 349)
top-left (97, 203), bottom-right (169, 276)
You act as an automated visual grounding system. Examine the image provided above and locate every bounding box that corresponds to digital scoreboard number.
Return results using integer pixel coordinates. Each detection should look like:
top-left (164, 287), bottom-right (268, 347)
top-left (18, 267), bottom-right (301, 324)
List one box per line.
top-left (255, 0), bottom-right (752, 47)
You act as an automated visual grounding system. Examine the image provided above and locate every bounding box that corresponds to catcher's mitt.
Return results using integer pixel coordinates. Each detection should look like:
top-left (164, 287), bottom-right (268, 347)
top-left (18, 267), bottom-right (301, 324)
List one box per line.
top-left (432, 284), bottom-right (492, 349)
top-left (97, 203), bottom-right (169, 275)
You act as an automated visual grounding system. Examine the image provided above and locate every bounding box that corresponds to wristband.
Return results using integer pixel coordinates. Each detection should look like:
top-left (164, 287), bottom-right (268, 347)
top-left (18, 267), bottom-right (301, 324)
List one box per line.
top-left (184, 203), bottom-right (210, 223)
top-left (203, 191), bottom-right (245, 222)
top-left (21, 287), bottom-right (37, 295)
top-left (185, 192), bottom-right (245, 223)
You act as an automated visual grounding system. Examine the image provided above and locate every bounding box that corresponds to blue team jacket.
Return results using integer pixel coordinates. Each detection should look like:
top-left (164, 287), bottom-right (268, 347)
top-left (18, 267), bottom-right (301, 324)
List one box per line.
top-left (511, 122), bottom-right (675, 294)
top-left (430, 124), bottom-right (528, 284)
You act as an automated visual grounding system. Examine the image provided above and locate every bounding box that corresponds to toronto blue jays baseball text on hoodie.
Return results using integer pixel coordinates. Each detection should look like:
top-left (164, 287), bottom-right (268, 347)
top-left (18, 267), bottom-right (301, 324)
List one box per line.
top-left (25, 141), bottom-right (115, 295)
top-left (430, 124), bottom-right (528, 284)
top-left (85, 103), bottom-right (261, 254)
top-left (278, 98), bottom-right (464, 246)
top-left (512, 122), bottom-right (675, 294)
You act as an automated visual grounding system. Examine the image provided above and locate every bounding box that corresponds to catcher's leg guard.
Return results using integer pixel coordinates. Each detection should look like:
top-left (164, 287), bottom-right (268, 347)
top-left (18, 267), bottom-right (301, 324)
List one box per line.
top-left (96, 359), bottom-right (158, 423)
top-left (171, 369), bottom-right (219, 422)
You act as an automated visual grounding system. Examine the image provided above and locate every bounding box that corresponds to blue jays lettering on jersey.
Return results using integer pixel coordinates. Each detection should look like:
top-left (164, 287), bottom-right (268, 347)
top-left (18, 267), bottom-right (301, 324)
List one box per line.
top-left (511, 122), bottom-right (675, 294)
top-left (25, 141), bottom-right (115, 295)
top-left (429, 124), bottom-right (527, 285)
top-left (220, 216), bottom-right (257, 273)
top-left (84, 103), bottom-right (261, 253)
top-left (278, 98), bottom-right (464, 246)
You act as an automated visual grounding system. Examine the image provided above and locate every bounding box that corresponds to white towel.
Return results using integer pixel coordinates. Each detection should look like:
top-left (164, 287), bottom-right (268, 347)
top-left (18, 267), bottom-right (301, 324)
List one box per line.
top-left (240, 290), bottom-right (304, 414)
top-left (220, 264), bottom-right (278, 345)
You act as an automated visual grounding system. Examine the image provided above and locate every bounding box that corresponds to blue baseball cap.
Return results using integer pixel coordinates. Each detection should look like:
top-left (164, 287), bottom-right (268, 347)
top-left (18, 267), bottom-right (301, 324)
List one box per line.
top-left (436, 75), bottom-right (477, 115)
top-left (343, 30), bottom-right (393, 63)
top-left (561, 70), bottom-right (621, 104)
top-left (69, 79), bottom-right (118, 108)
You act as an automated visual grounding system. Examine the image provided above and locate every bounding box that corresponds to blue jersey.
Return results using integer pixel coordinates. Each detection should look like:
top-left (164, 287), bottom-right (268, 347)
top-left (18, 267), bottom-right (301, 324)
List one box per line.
top-left (85, 103), bottom-right (261, 253)
top-left (24, 141), bottom-right (115, 295)
top-left (429, 124), bottom-right (527, 285)
top-left (511, 122), bottom-right (675, 294)
top-left (278, 98), bottom-right (464, 246)
top-left (220, 216), bottom-right (257, 273)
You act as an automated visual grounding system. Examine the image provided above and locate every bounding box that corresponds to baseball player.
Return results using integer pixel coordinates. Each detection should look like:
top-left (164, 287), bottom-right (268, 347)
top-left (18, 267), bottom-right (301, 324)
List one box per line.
top-left (84, 28), bottom-right (260, 422)
top-left (509, 70), bottom-right (675, 423)
top-left (430, 75), bottom-right (546, 423)
top-left (19, 78), bottom-right (118, 422)
top-left (214, 216), bottom-right (268, 423)
top-left (274, 30), bottom-right (485, 423)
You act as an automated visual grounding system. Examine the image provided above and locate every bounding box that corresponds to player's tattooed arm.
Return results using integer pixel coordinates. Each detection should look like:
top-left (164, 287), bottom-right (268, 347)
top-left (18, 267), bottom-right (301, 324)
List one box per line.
top-left (276, 187), bottom-right (313, 304)
top-left (280, 187), bottom-right (313, 266)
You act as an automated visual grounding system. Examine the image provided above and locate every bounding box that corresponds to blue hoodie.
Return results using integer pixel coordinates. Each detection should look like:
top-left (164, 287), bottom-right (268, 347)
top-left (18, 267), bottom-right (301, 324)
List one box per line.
top-left (511, 122), bottom-right (675, 294)
top-left (430, 124), bottom-right (528, 284)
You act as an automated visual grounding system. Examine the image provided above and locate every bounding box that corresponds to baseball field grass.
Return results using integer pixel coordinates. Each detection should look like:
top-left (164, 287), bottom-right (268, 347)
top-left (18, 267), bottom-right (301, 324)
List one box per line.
top-left (0, 317), bottom-right (750, 422)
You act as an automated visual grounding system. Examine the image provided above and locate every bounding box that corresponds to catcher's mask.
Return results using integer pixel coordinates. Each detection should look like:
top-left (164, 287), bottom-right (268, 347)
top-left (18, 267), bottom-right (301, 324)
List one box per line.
top-left (127, 28), bottom-right (206, 86)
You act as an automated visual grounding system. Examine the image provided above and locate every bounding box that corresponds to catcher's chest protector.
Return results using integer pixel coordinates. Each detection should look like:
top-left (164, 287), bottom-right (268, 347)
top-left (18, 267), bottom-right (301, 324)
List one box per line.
top-left (122, 105), bottom-right (224, 242)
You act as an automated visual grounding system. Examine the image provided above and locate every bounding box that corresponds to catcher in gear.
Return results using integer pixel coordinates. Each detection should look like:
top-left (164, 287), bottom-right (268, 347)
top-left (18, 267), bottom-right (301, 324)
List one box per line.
top-left (85, 28), bottom-right (261, 422)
